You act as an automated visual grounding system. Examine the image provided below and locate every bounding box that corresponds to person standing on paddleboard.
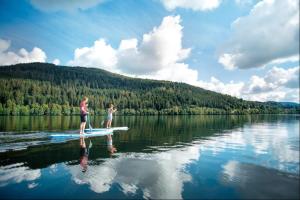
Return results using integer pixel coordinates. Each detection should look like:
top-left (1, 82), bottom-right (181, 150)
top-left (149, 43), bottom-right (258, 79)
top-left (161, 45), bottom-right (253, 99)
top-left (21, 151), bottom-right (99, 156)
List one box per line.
top-left (79, 96), bottom-right (89, 134)
top-left (106, 103), bottom-right (117, 128)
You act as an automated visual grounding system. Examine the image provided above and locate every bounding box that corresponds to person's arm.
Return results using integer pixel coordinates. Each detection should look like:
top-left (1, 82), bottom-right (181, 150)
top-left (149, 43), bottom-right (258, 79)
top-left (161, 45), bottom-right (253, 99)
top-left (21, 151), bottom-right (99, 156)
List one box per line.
top-left (80, 103), bottom-right (85, 113)
top-left (84, 104), bottom-right (89, 113)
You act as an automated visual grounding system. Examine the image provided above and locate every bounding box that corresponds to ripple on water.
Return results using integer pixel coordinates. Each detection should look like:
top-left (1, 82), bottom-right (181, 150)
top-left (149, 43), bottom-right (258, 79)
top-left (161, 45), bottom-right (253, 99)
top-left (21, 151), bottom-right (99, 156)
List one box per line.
top-left (0, 131), bottom-right (74, 152)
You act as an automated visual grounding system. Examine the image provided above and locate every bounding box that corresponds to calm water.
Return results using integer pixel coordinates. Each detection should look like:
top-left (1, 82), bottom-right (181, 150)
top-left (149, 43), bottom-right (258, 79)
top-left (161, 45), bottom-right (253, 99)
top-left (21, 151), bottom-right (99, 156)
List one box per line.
top-left (0, 115), bottom-right (299, 199)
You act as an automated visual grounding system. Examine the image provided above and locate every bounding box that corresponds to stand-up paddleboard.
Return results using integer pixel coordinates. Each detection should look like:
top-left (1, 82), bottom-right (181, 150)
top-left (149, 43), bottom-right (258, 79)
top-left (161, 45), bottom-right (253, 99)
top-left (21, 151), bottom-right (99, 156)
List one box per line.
top-left (85, 127), bottom-right (129, 132)
top-left (50, 129), bottom-right (113, 138)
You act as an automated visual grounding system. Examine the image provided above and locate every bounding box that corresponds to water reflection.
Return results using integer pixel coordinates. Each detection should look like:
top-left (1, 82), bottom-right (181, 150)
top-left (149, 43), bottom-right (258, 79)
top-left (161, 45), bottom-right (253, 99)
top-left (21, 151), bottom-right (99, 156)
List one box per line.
top-left (70, 141), bottom-right (200, 199)
top-left (0, 115), bottom-right (298, 199)
top-left (198, 122), bottom-right (299, 174)
top-left (222, 160), bottom-right (299, 199)
top-left (79, 137), bottom-right (89, 173)
top-left (0, 163), bottom-right (40, 187)
top-left (106, 134), bottom-right (117, 155)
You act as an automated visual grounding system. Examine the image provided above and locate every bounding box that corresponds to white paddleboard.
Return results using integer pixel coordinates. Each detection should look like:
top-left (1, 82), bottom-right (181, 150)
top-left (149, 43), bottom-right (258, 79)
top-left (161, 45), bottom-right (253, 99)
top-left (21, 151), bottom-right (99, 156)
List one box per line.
top-left (50, 130), bottom-right (113, 138)
top-left (85, 127), bottom-right (129, 132)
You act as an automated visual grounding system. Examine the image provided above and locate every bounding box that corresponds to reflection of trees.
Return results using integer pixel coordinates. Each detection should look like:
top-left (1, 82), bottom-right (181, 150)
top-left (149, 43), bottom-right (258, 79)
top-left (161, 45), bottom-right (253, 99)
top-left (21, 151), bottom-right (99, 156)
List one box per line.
top-left (0, 115), bottom-right (297, 170)
top-left (0, 116), bottom-right (83, 132)
top-left (114, 115), bottom-right (250, 145)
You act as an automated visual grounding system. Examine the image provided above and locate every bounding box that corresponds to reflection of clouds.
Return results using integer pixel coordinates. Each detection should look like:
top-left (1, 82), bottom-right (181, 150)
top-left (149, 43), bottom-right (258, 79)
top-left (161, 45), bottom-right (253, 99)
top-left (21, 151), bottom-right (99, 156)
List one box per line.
top-left (71, 164), bottom-right (117, 193)
top-left (0, 163), bottom-right (41, 187)
top-left (68, 121), bottom-right (298, 198)
top-left (28, 182), bottom-right (38, 189)
top-left (222, 160), bottom-right (240, 182)
top-left (69, 145), bottom-right (200, 199)
top-left (200, 123), bottom-right (299, 173)
top-left (49, 164), bottom-right (58, 174)
top-left (222, 160), bottom-right (299, 199)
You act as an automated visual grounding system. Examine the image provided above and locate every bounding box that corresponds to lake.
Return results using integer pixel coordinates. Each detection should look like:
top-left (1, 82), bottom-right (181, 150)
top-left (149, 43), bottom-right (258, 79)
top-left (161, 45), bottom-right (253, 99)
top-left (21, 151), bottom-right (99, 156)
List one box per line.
top-left (0, 115), bottom-right (299, 199)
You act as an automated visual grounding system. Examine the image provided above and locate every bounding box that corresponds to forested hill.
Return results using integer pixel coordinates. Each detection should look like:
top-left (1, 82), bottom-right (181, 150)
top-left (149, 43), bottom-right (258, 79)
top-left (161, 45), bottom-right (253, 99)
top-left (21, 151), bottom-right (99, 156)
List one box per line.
top-left (0, 63), bottom-right (298, 115)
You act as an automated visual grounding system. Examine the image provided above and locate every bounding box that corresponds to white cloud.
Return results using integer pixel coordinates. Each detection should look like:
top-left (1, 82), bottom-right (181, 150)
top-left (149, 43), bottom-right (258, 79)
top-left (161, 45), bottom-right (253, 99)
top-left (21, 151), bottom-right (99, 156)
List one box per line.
top-left (68, 15), bottom-right (196, 84)
top-left (52, 58), bottom-right (60, 65)
top-left (68, 39), bottom-right (117, 71)
top-left (242, 66), bottom-right (300, 102)
top-left (0, 39), bottom-right (47, 66)
top-left (0, 39), bottom-right (10, 52)
top-left (67, 15), bottom-right (298, 102)
top-left (270, 55), bottom-right (300, 65)
top-left (243, 66), bottom-right (299, 102)
top-left (197, 77), bottom-right (245, 97)
top-left (200, 66), bottom-right (299, 102)
top-left (260, 66), bottom-right (299, 89)
top-left (160, 0), bottom-right (222, 11)
top-left (219, 0), bottom-right (299, 69)
top-left (140, 63), bottom-right (198, 85)
top-left (30, 0), bottom-right (106, 12)
top-left (218, 53), bottom-right (239, 70)
top-left (117, 15), bottom-right (191, 75)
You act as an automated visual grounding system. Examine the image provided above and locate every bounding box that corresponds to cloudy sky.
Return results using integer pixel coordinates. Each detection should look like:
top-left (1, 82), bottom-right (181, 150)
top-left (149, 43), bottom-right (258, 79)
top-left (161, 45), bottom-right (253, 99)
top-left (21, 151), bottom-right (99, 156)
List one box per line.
top-left (0, 0), bottom-right (299, 102)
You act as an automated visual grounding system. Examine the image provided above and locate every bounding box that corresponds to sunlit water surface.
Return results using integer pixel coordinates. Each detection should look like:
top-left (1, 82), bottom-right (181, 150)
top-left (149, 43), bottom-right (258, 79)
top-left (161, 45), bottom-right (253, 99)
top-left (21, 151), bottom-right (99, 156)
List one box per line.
top-left (0, 115), bottom-right (299, 199)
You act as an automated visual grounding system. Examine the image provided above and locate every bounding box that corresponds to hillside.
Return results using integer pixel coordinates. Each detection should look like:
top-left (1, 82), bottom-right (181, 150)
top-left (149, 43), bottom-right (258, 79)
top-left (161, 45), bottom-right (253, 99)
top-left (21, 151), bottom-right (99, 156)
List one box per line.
top-left (0, 63), bottom-right (298, 115)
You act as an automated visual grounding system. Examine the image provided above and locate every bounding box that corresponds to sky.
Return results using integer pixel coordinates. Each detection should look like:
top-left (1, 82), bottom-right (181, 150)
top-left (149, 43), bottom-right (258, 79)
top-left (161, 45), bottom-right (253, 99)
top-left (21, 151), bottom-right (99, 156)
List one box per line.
top-left (0, 0), bottom-right (299, 102)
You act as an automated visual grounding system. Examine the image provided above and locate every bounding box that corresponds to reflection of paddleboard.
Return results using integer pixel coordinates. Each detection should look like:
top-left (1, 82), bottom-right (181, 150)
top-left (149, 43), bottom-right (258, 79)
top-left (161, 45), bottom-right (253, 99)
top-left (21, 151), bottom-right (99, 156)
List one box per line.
top-left (50, 130), bottom-right (113, 138)
top-left (85, 127), bottom-right (129, 132)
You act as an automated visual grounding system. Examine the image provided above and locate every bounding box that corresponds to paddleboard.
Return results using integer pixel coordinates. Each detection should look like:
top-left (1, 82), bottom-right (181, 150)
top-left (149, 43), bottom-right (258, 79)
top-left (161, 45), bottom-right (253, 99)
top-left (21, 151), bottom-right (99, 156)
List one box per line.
top-left (50, 129), bottom-right (113, 138)
top-left (85, 127), bottom-right (129, 132)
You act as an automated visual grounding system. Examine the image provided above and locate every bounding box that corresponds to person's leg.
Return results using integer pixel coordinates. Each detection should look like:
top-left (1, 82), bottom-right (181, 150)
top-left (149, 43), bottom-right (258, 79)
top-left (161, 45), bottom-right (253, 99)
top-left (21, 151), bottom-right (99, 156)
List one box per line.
top-left (106, 120), bottom-right (110, 128)
top-left (82, 122), bottom-right (86, 133)
top-left (80, 114), bottom-right (84, 134)
top-left (80, 123), bottom-right (83, 134)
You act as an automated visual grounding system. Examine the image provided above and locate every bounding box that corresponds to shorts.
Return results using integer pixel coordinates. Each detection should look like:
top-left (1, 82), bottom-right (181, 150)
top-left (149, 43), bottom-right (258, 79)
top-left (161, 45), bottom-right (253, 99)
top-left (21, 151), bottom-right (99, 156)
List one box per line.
top-left (107, 115), bottom-right (112, 121)
top-left (80, 114), bottom-right (87, 123)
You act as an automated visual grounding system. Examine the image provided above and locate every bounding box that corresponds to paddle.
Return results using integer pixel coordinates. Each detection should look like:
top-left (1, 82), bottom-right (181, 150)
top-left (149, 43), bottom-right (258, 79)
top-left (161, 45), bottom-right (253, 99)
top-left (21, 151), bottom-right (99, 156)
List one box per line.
top-left (88, 113), bottom-right (92, 133)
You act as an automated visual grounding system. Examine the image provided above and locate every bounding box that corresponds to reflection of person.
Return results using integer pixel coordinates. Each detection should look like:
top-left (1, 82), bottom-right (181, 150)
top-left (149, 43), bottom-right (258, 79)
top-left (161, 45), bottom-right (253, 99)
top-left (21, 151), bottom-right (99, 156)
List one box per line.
top-left (79, 136), bottom-right (88, 172)
top-left (79, 96), bottom-right (89, 134)
top-left (107, 134), bottom-right (117, 155)
top-left (106, 104), bottom-right (117, 128)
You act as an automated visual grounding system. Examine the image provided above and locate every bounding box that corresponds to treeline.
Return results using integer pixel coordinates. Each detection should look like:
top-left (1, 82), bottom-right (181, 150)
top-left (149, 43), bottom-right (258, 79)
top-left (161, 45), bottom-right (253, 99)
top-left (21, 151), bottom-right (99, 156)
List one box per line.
top-left (0, 63), bottom-right (299, 116)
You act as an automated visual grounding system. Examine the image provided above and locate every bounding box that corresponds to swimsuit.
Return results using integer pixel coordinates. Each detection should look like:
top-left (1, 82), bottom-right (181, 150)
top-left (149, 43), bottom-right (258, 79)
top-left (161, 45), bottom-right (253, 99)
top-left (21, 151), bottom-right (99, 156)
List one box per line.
top-left (80, 102), bottom-right (88, 123)
top-left (107, 109), bottom-right (113, 121)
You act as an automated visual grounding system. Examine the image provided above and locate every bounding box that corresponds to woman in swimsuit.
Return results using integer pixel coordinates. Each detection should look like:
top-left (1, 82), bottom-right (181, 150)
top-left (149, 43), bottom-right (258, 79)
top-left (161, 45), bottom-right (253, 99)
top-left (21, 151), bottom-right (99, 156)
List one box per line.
top-left (79, 96), bottom-right (89, 134)
top-left (106, 103), bottom-right (117, 128)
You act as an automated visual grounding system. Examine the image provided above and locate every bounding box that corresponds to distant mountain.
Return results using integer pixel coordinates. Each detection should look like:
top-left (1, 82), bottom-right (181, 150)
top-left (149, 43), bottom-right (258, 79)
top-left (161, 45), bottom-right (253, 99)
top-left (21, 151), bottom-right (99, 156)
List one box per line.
top-left (0, 63), bottom-right (299, 115)
top-left (276, 102), bottom-right (299, 108)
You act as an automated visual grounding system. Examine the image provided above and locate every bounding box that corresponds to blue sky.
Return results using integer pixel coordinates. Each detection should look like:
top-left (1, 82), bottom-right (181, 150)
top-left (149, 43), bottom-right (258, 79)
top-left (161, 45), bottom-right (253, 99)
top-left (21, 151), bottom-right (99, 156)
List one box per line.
top-left (0, 0), bottom-right (299, 102)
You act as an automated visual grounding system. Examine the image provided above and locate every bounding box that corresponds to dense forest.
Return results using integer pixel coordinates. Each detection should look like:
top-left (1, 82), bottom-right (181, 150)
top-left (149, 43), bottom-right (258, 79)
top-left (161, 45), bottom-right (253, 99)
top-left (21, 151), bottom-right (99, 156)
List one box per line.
top-left (0, 63), bottom-right (299, 116)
